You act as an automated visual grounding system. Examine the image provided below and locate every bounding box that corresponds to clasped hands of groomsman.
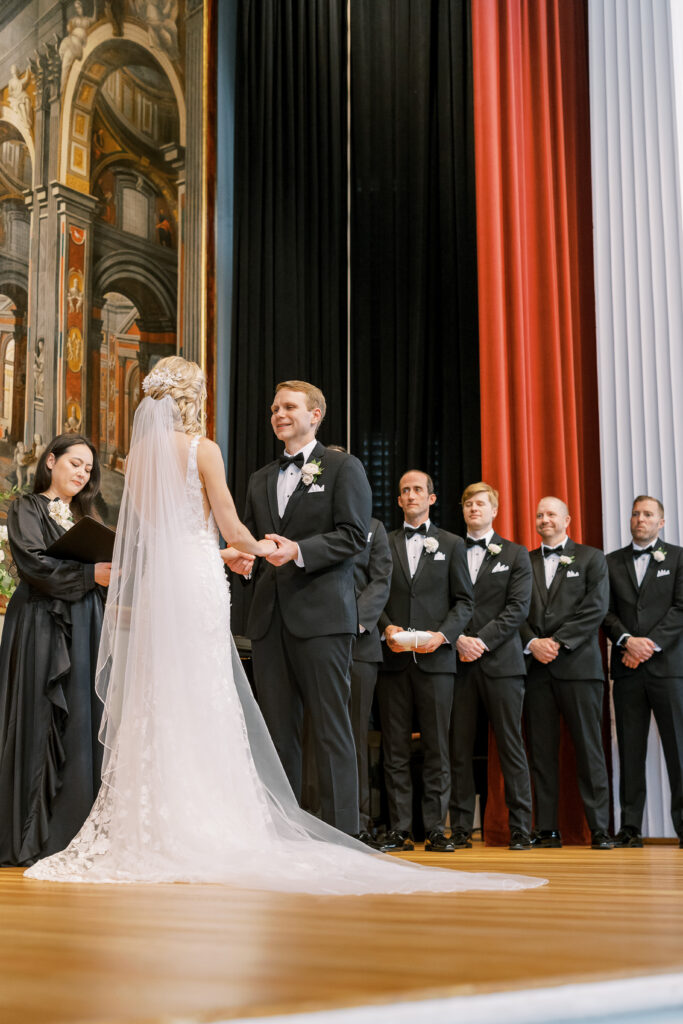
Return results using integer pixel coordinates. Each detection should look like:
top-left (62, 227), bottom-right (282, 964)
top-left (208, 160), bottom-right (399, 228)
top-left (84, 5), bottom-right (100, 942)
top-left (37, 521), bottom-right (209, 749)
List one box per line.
top-left (226, 379), bottom-right (682, 850)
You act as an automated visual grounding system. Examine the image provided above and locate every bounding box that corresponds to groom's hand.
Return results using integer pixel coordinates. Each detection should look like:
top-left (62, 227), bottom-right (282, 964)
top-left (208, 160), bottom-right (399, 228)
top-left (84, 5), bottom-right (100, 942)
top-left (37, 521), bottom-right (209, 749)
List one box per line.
top-left (265, 533), bottom-right (299, 566)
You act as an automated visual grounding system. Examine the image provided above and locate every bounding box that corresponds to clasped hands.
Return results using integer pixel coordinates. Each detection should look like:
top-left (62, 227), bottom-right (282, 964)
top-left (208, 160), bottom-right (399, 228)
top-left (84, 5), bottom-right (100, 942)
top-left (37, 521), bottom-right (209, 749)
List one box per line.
top-left (220, 533), bottom-right (299, 575)
top-left (621, 635), bottom-right (656, 669)
top-left (385, 624), bottom-right (445, 655)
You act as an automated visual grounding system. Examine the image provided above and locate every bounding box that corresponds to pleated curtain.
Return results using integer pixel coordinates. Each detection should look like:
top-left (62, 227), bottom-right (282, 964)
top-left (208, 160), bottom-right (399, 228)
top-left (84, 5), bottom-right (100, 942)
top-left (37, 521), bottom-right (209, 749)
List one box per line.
top-left (588, 0), bottom-right (683, 837)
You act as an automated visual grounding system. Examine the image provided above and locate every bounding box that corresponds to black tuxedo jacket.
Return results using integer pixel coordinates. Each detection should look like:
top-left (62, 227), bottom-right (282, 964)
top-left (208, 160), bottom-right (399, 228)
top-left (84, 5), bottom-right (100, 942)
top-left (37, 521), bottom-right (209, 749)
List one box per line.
top-left (243, 442), bottom-right (371, 639)
top-left (464, 533), bottom-right (532, 678)
top-left (379, 524), bottom-right (473, 675)
top-left (353, 517), bottom-right (393, 664)
top-left (521, 539), bottom-right (609, 680)
top-left (604, 541), bottom-right (683, 679)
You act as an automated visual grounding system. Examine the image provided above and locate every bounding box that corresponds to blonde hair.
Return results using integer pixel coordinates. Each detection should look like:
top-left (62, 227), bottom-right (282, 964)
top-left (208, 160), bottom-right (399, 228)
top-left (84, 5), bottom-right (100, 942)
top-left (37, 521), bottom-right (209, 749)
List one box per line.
top-left (144, 356), bottom-right (206, 435)
top-left (275, 380), bottom-right (326, 429)
top-left (461, 481), bottom-right (499, 508)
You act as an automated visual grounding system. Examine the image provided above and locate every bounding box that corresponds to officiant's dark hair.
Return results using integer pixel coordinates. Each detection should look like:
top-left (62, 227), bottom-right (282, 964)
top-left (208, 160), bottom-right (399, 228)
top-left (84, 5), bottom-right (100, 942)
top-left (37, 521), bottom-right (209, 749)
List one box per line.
top-left (33, 434), bottom-right (101, 520)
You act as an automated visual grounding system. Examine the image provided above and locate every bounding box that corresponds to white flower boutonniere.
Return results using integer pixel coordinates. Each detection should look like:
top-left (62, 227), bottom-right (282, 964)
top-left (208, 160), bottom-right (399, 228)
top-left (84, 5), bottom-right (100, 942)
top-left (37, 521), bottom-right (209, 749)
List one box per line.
top-left (559, 554), bottom-right (575, 566)
top-left (653, 548), bottom-right (666, 562)
top-left (48, 498), bottom-right (74, 531)
top-left (423, 536), bottom-right (439, 554)
top-left (487, 542), bottom-right (502, 556)
top-left (301, 458), bottom-right (323, 487)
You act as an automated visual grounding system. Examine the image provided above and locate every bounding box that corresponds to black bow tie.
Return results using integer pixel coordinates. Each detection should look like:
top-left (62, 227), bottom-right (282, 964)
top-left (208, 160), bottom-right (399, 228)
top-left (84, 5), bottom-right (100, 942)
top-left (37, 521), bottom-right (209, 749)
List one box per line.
top-left (404, 524), bottom-right (427, 539)
top-left (632, 546), bottom-right (653, 558)
top-left (279, 452), bottom-right (305, 470)
top-left (466, 537), bottom-right (487, 549)
top-left (542, 545), bottom-right (565, 558)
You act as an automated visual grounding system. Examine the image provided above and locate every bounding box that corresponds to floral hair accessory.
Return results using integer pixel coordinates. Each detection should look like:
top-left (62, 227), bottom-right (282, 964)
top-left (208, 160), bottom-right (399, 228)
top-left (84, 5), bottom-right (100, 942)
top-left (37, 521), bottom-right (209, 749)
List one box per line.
top-left (142, 367), bottom-right (182, 395)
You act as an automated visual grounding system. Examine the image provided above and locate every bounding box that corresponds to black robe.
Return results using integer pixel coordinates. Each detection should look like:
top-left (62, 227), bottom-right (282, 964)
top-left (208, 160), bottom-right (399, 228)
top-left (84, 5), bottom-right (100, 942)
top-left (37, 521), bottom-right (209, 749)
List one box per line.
top-left (0, 494), bottom-right (106, 866)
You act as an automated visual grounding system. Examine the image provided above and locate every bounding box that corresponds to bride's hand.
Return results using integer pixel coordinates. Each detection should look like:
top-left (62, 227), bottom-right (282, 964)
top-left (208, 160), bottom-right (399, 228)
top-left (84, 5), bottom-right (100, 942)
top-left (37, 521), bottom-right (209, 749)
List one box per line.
top-left (256, 538), bottom-right (278, 557)
top-left (221, 547), bottom-right (255, 575)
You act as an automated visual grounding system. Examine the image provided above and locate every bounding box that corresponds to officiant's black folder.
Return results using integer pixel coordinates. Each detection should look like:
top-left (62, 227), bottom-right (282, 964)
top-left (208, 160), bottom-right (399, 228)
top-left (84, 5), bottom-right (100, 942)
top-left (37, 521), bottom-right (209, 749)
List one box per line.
top-left (46, 516), bottom-right (116, 564)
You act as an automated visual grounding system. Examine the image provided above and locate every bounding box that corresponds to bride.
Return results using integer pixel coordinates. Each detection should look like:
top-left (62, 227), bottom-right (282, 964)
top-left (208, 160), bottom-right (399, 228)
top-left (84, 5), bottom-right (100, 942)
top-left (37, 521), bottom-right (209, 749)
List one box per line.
top-left (26, 358), bottom-right (545, 894)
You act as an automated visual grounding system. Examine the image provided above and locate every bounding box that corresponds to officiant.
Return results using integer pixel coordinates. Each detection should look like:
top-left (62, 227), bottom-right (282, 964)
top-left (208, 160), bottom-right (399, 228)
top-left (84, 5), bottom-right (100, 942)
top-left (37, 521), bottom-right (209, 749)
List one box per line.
top-left (0, 434), bottom-right (111, 866)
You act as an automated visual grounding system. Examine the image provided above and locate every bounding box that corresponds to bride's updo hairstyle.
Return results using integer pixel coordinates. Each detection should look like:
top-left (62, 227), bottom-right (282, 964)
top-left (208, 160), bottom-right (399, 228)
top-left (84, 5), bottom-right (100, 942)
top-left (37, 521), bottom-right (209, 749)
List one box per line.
top-left (142, 355), bottom-right (206, 435)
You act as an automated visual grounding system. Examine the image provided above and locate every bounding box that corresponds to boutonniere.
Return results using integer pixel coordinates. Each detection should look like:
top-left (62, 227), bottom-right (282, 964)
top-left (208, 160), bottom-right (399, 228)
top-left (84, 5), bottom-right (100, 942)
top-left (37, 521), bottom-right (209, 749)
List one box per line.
top-left (301, 458), bottom-right (323, 486)
top-left (653, 547), bottom-right (667, 563)
top-left (559, 554), bottom-right (575, 566)
top-left (487, 542), bottom-right (502, 556)
top-left (48, 498), bottom-right (74, 531)
top-left (423, 536), bottom-right (439, 554)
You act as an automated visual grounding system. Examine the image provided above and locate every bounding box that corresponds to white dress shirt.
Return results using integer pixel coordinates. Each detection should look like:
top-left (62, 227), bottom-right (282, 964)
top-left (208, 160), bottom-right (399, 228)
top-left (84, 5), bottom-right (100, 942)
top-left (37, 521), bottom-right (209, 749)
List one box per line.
top-left (404, 519), bottom-right (431, 577)
top-left (632, 543), bottom-right (653, 587)
top-left (466, 529), bottom-right (494, 584)
top-left (541, 537), bottom-right (568, 588)
top-left (277, 439), bottom-right (317, 567)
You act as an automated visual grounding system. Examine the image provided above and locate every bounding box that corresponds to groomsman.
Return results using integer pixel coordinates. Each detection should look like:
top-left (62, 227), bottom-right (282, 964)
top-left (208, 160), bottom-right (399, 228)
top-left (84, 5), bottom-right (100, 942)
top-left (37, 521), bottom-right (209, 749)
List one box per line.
top-left (521, 496), bottom-right (613, 849)
top-left (377, 471), bottom-right (473, 852)
top-left (242, 381), bottom-right (371, 835)
top-left (449, 482), bottom-right (533, 850)
top-left (349, 515), bottom-right (393, 843)
top-left (603, 495), bottom-right (683, 848)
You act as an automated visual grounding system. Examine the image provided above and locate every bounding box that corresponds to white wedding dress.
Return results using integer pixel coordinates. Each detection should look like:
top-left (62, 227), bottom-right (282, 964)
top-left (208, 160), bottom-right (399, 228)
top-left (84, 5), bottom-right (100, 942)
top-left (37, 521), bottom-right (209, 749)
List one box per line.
top-left (26, 396), bottom-right (546, 893)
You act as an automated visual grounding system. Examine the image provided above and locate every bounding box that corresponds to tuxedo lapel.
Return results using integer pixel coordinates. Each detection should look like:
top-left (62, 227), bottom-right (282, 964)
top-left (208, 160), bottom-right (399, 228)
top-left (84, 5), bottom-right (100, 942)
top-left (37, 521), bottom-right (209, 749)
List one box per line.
top-left (278, 441), bottom-right (325, 533)
top-left (266, 463), bottom-right (281, 529)
top-left (546, 539), bottom-right (575, 605)
top-left (475, 533), bottom-right (500, 586)
top-left (393, 530), bottom-right (412, 586)
top-left (411, 525), bottom-right (434, 586)
top-left (622, 546), bottom-right (639, 595)
top-left (638, 550), bottom-right (661, 599)
top-left (531, 549), bottom-right (547, 603)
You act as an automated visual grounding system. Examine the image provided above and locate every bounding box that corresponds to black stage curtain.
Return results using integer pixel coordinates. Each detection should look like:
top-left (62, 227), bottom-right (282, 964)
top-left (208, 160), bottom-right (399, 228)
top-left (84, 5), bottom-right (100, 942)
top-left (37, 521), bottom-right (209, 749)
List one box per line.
top-left (350, 0), bottom-right (480, 531)
top-left (230, 0), bottom-right (348, 507)
top-left (230, 0), bottom-right (480, 534)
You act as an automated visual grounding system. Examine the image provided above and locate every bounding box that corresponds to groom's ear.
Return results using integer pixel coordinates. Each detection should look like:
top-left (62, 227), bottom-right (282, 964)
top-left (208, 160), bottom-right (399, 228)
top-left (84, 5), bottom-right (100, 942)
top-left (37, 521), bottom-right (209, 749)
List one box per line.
top-left (311, 407), bottom-right (322, 430)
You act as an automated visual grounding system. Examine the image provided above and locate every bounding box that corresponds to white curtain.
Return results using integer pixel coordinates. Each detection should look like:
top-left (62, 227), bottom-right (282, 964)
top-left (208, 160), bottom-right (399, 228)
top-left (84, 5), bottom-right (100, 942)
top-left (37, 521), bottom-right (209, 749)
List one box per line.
top-left (589, 0), bottom-right (683, 837)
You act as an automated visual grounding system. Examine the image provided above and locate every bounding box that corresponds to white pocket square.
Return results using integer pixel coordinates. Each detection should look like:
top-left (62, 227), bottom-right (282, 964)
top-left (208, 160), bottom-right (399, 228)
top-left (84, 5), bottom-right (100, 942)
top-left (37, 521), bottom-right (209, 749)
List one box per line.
top-left (566, 570), bottom-right (580, 578)
top-left (492, 563), bottom-right (509, 573)
top-left (308, 483), bottom-right (325, 493)
top-left (434, 552), bottom-right (446, 561)
top-left (657, 568), bottom-right (670, 577)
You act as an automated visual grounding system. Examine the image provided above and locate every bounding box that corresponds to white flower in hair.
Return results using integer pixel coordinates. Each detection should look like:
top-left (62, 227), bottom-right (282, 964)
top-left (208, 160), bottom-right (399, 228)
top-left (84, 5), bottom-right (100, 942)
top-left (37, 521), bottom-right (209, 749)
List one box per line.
top-left (142, 366), bottom-right (181, 394)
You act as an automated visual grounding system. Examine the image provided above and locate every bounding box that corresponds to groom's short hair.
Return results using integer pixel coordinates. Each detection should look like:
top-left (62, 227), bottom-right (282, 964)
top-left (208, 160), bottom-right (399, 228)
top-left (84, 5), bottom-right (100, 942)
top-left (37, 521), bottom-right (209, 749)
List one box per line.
top-left (275, 380), bottom-right (327, 428)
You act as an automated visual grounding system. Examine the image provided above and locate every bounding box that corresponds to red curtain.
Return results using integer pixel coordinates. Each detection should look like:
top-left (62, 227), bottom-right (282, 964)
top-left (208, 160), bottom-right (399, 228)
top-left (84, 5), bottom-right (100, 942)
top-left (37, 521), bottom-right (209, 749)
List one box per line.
top-left (471, 0), bottom-right (603, 845)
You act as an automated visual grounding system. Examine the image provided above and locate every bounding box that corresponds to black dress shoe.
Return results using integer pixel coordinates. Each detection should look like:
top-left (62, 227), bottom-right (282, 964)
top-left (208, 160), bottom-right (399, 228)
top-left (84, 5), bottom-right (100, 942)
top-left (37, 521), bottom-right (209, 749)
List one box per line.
top-left (509, 828), bottom-right (532, 850)
top-left (591, 830), bottom-right (615, 849)
top-left (353, 830), bottom-right (383, 851)
top-left (450, 827), bottom-right (472, 849)
top-left (614, 826), bottom-right (643, 848)
top-left (530, 829), bottom-right (562, 848)
top-left (425, 830), bottom-right (455, 852)
top-left (380, 829), bottom-right (415, 851)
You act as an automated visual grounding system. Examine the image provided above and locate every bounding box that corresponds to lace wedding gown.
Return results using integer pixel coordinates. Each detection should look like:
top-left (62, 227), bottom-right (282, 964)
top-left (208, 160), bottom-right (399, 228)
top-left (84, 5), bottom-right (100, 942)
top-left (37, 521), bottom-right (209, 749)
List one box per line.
top-left (26, 397), bottom-right (545, 893)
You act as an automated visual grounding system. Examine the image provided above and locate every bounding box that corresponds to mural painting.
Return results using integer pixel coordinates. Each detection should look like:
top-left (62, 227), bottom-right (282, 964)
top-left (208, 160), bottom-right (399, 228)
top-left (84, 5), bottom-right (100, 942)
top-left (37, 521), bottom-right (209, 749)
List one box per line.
top-left (0, 0), bottom-right (208, 527)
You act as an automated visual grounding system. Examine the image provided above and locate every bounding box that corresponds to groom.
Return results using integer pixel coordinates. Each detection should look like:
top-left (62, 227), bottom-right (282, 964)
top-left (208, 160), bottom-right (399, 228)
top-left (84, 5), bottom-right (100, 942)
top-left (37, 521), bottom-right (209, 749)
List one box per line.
top-left (242, 380), bottom-right (372, 835)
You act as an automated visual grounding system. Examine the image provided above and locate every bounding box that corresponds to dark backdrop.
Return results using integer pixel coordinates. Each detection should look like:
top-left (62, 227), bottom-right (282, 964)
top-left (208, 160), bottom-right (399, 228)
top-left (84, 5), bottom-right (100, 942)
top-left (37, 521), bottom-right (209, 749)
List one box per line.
top-left (229, 0), bottom-right (481, 533)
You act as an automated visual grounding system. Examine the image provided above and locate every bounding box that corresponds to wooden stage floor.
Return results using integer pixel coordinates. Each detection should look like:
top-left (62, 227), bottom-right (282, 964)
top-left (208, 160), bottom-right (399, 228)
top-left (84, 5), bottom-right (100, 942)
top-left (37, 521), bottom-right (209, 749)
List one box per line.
top-left (2, 843), bottom-right (683, 1024)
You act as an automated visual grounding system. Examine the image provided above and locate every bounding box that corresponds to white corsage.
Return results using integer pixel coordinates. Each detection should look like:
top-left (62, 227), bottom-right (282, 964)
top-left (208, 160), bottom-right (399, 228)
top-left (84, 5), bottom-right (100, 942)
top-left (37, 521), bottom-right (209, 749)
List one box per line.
top-left (301, 459), bottom-right (323, 486)
top-left (559, 554), bottom-right (575, 566)
top-left (48, 498), bottom-right (74, 531)
top-left (487, 542), bottom-right (502, 556)
top-left (653, 548), bottom-right (666, 563)
top-left (423, 536), bottom-right (439, 554)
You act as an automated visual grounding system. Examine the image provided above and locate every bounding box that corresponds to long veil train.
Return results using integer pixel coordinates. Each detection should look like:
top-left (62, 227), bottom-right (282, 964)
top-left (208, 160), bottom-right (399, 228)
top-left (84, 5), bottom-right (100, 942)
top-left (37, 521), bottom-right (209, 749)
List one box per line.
top-left (26, 396), bottom-right (546, 894)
